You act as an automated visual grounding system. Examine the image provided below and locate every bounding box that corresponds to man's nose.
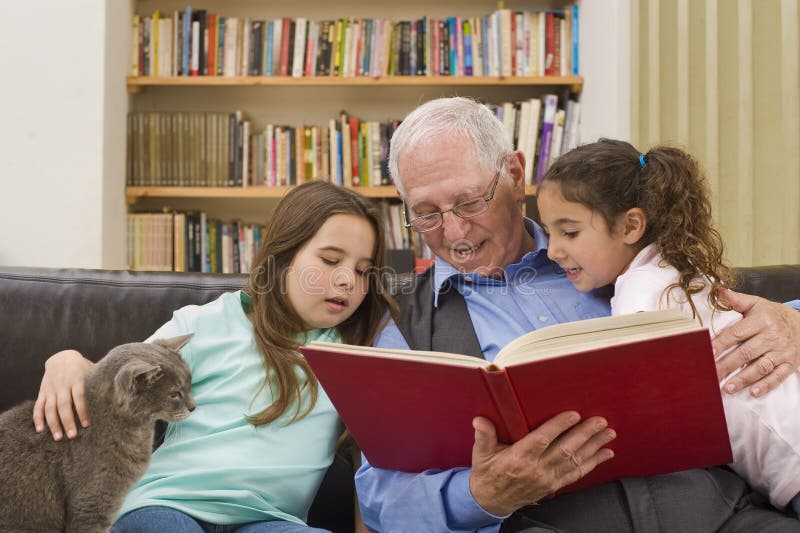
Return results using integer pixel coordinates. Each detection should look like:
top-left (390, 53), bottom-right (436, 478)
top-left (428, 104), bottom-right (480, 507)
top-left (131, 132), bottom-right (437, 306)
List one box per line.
top-left (441, 211), bottom-right (470, 240)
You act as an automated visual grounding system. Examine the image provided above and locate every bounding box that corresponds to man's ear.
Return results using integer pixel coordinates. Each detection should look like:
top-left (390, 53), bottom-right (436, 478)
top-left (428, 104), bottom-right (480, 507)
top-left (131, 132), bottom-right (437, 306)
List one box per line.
top-left (507, 151), bottom-right (527, 201)
top-left (622, 208), bottom-right (647, 244)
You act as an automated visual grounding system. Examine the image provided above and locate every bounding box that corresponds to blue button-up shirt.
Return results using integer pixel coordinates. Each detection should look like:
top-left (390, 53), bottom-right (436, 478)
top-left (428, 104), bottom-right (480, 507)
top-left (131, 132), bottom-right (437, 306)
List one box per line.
top-left (355, 218), bottom-right (611, 532)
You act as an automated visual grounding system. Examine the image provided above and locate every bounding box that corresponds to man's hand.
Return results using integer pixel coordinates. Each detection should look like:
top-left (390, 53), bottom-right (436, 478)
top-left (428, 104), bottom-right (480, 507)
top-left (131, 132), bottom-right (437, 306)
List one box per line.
top-left (714, 288), bottom-right (800, 397)
top-left (469, 412), bottom-right (616, 516)
top-left (32, 350), bottom-right (95, 440)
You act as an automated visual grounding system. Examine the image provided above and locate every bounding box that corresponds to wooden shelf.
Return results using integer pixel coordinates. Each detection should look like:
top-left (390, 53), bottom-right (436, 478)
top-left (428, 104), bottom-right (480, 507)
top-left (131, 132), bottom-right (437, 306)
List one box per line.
top-left (126, 75), bottom-right (583, 94)
top-left (125, 185), bottom-right (538, 203)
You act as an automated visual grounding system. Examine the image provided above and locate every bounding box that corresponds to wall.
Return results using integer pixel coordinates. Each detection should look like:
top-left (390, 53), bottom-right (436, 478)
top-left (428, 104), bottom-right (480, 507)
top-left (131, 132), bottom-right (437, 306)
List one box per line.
top-left (0, 0), bottom-right (129, 268)
top-left (631, 0), bottom-right (800, 266)
top-left (580, 0), bottom-right (632, 142)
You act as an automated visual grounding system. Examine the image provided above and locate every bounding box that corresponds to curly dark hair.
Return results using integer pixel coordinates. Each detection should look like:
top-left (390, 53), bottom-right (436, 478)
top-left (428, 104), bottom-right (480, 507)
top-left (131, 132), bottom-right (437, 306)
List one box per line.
top-left (540, 138), bottom-right (734, 319)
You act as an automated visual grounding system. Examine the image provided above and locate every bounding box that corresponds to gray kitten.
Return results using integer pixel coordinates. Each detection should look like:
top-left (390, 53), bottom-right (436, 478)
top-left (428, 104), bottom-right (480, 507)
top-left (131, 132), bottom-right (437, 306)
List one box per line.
top-left (0, 334), bottom-right (195, 533)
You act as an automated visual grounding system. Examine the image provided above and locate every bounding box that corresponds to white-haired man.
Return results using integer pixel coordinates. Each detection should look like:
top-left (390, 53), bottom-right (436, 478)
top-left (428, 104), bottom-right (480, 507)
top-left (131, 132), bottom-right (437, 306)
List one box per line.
top-left (356, 97), bottom-right (800, 532)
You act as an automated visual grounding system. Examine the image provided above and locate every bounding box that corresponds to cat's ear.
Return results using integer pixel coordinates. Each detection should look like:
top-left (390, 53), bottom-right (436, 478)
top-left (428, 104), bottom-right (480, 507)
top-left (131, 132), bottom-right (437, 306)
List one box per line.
top-left (153, 334), bottom-right (194, 353)
top-left (114, 361), bottom-right (165, 401)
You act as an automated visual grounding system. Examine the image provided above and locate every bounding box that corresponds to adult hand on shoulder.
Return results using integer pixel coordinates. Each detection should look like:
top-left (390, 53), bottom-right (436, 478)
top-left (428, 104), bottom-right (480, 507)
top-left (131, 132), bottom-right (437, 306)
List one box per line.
top-left (714, 288), bottom-right (800, 397)
top-left (32, 350), bottom-right (95, 441)
top-left (469, 412), bottom-right (616, 516)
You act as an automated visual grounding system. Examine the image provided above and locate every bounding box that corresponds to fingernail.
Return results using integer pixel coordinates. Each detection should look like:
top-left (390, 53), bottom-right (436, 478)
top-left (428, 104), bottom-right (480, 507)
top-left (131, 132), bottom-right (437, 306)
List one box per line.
top-left (726, 382), bottom-right (737, 393)
top-left (53, 432), bottom-right (62, 440)
top-left (67, 429), bottom-right (77, 439)
top-left (35, 425), bottom-right (43, 433)
top-left (82, 421), bottom-right (90, 428)
top-left (752, 386), bottom-right (761, 397)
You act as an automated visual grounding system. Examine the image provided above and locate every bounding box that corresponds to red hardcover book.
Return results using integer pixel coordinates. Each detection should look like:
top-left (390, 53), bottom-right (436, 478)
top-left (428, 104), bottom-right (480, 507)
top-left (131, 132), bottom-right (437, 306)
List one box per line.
top-left (279, 17), bottom-right (292, 76)
top-left (348, 116), bottom-right (361, 186)
top-left (544, 12), bottom-right (555, 76)
top-left (551, 13), bottom-right (562, 76)
top-left (301, 310), bottom-right (733, 494)
top-left (207, 13), bottom-right (217, 76)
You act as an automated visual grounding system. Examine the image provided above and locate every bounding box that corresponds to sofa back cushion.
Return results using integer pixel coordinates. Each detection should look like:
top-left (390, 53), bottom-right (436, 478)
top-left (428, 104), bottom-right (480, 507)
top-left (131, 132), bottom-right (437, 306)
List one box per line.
top-left (0, 268), bottom-right (247, 409)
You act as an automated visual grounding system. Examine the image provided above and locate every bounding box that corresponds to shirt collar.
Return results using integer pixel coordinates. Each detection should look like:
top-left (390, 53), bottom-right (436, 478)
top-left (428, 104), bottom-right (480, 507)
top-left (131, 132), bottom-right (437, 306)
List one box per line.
top-left (241, 291), bottom-right (340, 344)
top-left (431, 217), bottom-right (550, 307)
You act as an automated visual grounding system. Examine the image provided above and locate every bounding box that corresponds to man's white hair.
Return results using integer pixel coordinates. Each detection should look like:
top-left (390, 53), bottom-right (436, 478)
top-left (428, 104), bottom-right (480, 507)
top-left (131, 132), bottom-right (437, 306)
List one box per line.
top-left (389, 97), bottom-right (512, 196)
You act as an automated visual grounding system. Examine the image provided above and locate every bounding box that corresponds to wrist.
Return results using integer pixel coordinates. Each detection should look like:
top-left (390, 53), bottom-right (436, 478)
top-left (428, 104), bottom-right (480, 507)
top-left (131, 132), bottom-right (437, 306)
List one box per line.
top-left (444, 469), bottom-right (507, 529)
top-left (468, 472), bottom-right (524, 517)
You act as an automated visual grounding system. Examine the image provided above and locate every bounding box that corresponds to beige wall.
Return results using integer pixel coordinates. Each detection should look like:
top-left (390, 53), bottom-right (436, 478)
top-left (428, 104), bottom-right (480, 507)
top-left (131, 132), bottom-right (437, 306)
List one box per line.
top-left (0, 0), bottom-right (130, 269)
top-left (631, 0), bottom-right (800, 267)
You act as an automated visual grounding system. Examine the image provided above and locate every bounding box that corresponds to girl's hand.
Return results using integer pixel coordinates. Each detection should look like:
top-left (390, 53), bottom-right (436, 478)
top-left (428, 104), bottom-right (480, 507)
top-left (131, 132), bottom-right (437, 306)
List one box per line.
top-left (713, 288), bottom-right (800, 397)
top-left (32, 350), bottom-right (95, 441)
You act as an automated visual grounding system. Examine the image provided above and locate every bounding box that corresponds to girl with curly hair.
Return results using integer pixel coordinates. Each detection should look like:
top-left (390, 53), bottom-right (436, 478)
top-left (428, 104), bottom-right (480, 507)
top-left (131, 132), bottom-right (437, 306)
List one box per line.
top-left (536, 138), bottom-right (800, 518)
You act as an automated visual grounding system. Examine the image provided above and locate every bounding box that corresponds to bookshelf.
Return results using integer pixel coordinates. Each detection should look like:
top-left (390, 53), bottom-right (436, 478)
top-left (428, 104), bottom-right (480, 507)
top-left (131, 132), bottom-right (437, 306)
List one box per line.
top-left (125, 185), bottom-right (540, 203)
top-left (126, 0), bottom-right (583, 271)
top-left (126, 75), bottom-right (583, 92)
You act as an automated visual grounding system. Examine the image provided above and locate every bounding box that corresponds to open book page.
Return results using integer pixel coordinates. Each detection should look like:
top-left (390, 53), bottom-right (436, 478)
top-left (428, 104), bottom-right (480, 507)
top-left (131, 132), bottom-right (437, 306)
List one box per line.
top-left (496, 309), bottom-right (703, 367)
top-left (305, 341), bottom-right (487, 367)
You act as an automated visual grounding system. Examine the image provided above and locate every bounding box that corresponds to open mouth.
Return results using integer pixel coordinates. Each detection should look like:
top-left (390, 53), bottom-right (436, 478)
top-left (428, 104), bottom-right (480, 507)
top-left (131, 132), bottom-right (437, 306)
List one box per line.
top-left (451, 241), bottom-right (482, 260)
top-left (564, 266), bottom-right (582, 279)
top-left (325, 296), bottom-right (348, 311)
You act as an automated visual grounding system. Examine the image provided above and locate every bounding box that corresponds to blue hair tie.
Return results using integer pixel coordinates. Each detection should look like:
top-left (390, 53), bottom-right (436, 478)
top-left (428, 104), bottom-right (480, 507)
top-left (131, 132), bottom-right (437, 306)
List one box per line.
top-left (639, 153), bottom-right (647, 168)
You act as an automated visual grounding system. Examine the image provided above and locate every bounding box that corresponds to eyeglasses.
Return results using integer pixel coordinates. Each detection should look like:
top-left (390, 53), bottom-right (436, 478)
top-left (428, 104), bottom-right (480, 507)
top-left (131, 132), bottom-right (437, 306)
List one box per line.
top-left (402, 170), bottom-right (502, 233)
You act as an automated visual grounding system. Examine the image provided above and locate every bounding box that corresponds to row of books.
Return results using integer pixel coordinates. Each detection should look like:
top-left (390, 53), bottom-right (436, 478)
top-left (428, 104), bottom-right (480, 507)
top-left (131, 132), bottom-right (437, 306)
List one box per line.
top-left (126, 111), bottom-right (397, 188)
top-left (127, 212), bottom-right (265, 273)
top-left (131, 6), bottom-right (579, 79)
top-left (125, 94), bottom-right (579, 188)
top-left (127, 111), bottom-right (248, 187)
top-left (126, 203), bottom-right (428, 272)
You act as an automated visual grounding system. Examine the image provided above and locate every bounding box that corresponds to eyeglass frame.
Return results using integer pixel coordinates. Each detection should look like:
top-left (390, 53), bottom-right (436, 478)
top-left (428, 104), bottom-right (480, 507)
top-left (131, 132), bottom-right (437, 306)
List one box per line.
top-left (402, 169), bottom-right (503, 233)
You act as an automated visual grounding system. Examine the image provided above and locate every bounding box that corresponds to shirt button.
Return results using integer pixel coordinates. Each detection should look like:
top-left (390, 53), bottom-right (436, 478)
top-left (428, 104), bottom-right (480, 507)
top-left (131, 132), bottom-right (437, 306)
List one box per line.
top-left (463, 277), bottom-right (472, 283)
top-left (539, 315), bottom-right (549, 323)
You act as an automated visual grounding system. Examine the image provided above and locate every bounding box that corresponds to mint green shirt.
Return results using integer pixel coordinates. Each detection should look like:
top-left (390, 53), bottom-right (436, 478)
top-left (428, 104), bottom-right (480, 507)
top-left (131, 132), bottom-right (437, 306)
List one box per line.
top-left (117, 291), bottom-right (343, 525)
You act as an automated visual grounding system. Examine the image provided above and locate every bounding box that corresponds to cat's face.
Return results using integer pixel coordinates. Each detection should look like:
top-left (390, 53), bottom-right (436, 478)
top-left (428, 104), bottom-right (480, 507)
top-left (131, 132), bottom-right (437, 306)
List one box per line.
top-left (110, 335), bottom-right (195, 422)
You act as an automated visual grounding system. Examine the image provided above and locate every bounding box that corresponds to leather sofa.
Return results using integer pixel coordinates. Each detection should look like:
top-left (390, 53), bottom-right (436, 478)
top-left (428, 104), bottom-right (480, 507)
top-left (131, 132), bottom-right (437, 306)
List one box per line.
top-left (1, 262), bottom-right (798, 531)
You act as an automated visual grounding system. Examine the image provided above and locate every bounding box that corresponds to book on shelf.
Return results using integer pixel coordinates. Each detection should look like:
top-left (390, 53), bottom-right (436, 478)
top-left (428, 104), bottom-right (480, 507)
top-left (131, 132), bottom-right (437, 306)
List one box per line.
top-left (129, 6), bottom-right (579, 78)
top-left (535, 93), bottom-right (559, 183)
top-left (300, 309), bottom-right (733, 494)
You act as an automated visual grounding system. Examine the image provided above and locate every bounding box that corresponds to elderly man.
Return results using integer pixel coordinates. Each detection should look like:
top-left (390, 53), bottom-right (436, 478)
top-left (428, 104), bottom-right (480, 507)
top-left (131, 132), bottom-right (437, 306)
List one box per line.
top-left (355, 97), bottom-right (800, 532)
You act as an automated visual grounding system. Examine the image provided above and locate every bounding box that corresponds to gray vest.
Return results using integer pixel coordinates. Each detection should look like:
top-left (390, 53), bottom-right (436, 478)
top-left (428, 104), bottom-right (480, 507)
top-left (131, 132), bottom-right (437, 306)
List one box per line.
top-left (392, 267), bottom-right (483, 359)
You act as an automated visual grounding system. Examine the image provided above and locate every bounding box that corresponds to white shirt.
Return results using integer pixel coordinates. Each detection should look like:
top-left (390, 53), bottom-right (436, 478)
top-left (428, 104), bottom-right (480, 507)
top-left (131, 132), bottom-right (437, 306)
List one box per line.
top-left (612, 243), bottom-right (800, 508)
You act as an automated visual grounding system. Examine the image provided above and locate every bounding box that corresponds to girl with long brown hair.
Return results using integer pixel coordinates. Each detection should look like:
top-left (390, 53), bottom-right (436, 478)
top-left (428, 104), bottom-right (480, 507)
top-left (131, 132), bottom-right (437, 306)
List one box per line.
top-left (536, 138), bottom-right (800, 518)
top-left (33, 181), bottom-right (395, 531)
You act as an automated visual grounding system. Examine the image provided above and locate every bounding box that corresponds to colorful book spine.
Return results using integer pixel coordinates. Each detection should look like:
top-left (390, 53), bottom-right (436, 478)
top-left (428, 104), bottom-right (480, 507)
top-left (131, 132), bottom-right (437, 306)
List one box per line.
top-left (571, 4), bottom-right (579, 75)
top-left (535, 94), bottom-right (559, 183)
top-left (265, 21), bottom-right (274, 75)
top-left (463, 19), bottom-right (473, 76)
